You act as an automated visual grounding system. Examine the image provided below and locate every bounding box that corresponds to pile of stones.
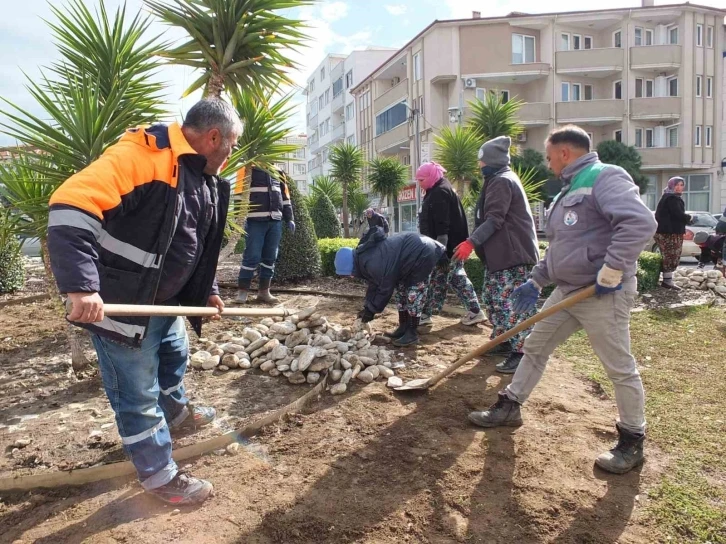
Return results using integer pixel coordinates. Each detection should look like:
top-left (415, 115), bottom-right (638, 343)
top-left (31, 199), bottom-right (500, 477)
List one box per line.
top-left (673, 267), bottom-right (726, 294)
top-left (188, 306), bottom-right (405, 394)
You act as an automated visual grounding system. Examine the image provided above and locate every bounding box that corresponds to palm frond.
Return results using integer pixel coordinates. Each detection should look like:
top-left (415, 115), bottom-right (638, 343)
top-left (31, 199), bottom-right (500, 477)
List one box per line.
top-left (432, 126), bottom-right (480, 185)
top-left (467, 91), bottom-right (524, 144)
top-left (367, 156), bottom-right (409, 207)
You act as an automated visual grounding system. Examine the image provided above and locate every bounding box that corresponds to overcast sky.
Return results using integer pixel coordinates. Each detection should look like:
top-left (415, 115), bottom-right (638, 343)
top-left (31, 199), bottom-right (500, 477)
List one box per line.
top-left (0, 0), bottom-right (723, 146)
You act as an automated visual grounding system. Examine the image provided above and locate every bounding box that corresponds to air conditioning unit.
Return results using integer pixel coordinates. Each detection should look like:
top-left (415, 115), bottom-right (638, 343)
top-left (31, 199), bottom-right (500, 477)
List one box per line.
top-left (516, 131), bottom-right (528, 143)
top-left (391, 76), bottom-right (401, 86)
top-left (464, 78), bottom-right (477, 89)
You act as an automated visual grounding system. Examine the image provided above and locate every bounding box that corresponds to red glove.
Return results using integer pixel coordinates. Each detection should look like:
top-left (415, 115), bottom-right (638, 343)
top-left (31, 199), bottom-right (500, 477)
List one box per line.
top-left (453, 240), bottom-right (475, 261)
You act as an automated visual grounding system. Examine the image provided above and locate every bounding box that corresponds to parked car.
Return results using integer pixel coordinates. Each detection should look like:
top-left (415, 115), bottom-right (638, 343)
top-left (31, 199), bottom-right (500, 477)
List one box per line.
top-left (714, 213), bottom-right (722, 222)
top-left (648, 211), bottom-right (716, 259)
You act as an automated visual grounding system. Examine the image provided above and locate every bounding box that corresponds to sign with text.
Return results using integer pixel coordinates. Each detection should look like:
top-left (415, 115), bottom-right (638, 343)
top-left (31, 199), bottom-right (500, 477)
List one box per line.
top-left (420, 142), bottom-right (430, 164)
top-left (398, 184), bottom-right (417, 202)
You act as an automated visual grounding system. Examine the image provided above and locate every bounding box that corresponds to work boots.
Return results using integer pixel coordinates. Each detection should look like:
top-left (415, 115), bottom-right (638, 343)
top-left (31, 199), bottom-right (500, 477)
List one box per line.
top-left (257, 278), bottom-right (279, 304)
top-left (468, 392), bottom-right (523, 428)
top-left (595, 423), bottom-right (645, 474)
top-left (393, 315), bottom-right (420, 347)
top-left (146, 472), bottom-right (214, 505)
top-left (385, 311), bottom-right (408, 339)
top-left (496, 352), bottom-right (524, 374)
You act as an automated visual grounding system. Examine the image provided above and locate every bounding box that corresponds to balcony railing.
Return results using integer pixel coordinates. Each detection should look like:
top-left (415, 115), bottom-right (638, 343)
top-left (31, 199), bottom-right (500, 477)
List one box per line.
top-left (630, 97), bottom-right (681, 120)
top-left (374, 78), bottom-right (408, 113)
top-left (556, 48), bottom-right (624, 75)
top-left (331, 123), bottom-right (346, 142)
top-left (639, 147), bottom-right (682, 167)
top-left (556, 99), bottom-right (624, 123)
top-left (630, 45), bottom-right (681, 70)
top-left (375, 123), bottom-right (408, 153)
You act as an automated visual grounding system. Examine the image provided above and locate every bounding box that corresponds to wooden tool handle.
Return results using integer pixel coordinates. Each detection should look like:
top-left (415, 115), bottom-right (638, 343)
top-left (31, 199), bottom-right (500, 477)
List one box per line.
top-left (99, 304), bottom-right (289, 318)
top-left (427, 285), bottom-right (596, 388)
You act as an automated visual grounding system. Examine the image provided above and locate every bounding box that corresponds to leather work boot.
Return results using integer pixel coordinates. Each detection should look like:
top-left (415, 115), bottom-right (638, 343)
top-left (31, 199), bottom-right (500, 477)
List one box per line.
top-left (487, 343), bottom-right (512, 356)
top-left (385, 311), bottom-right (409, 339)
top-left (146, 472), bottom-right (214, 505)
top-left (595, 423), bottom-right (645, 474)
top-left (256, 278), bottom-right (280, 304)
top-left (496, 352), bottom-right (524, 374)
top-left (468, 392), bottom-right (523, 428)
top-left (392, 316), bottom-right (420, 347)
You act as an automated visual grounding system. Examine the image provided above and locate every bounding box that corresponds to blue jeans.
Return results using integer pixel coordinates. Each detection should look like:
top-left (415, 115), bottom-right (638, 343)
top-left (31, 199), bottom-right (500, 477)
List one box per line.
top-left (238, 219), bottom-right (283, 288)
top-left (91, 316), bottom-right (189, 490)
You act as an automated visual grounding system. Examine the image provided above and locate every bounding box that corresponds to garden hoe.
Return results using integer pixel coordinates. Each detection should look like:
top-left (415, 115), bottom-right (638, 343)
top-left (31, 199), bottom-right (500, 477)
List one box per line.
top-left (394, 285), bottom-right (596, 392)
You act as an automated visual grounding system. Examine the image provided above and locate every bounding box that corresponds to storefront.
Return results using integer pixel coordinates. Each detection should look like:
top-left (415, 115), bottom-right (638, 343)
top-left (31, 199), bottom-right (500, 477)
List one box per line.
top-left (394, 183), bottom-right (418, 233)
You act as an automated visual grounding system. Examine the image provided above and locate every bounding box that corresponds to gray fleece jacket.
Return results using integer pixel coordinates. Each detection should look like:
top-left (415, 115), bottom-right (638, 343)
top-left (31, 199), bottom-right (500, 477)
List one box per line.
top-left (531, 153), bottom-right (656, 293)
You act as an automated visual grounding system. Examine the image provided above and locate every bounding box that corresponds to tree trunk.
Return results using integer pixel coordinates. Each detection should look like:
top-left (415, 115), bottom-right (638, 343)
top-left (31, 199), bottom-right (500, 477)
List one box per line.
top-left (342, 181), bottom-right (350, 238)
top-left (205, 71), bottom-right (225, 99)
top-left (40, 238), bottom-right (91, 375)
top-left (218, 169), bottom-right (252, 264)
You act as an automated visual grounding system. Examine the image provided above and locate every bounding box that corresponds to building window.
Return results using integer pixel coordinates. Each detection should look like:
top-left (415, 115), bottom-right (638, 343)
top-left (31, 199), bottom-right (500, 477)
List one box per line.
top-left (695, 125), bottom-right (701, 147)
top-left (635, 27), bottom-right (643, 46)
top-left (613, 30), bottom-right (622, 48)
top-left (319, 96), bottom-right (324, 110)
top-left (573, 34), bottom-right (582, 50)
top-left (706, 26), bottom-right (713, 48)
top-left (584, 84), bottom-right (593, 100)
top-left (642, 175), bottom-right (658, 210)
top-left (587, 132), bottom-right (594, 144)
top-left (614, 80), bottom-right (622, 100)
top-left (414, 52), bottom-right (422, 81)
top-left (696, 76), bottom-right (702, 97)
top-left (325, 89), bottom-right (330, 105)
top-left (667, 77), bottom-right (678, 97)
top-left (311, 100), bottom-right (318, 116)
top-left (696, 24), bottom-right (703, 47)
top-left (668, 25), bottom-right (678, 44)
top-left (667, 125), bottom-right (678, 147)
top-left (333, 77), bottom-right (343, 97)
top-left (320, 66), bottom-right (325, 81)
top-left (309, 79), bottom-right (315, 92)
top-left (476, 87), bottom-right (486, 101)
top-left (560, 33), bottom-right (570, 51)
top-left (347, 135), bottom-right (355, 146)
top-left (500, 90), bottom-right (510, 103)
top-left (512, 34), bottom-right (536, 64)
top-left (706, 77), bottom-right (713, 98)
top-left (682, 174), bottom-right (711, 211)
top-left (635, 128), bottom-right (643, 148)
top-left (645, 28), bottom-right (653, 45)
top-left (572, 83), bottom-right (581, 101)
top-left (614, 130), bottom-right (622, 143)
top-left (293, 163), bottom-right (306, 175)
top-left (646, 79), bottom-right (654, 97)
top-left (646, 128), bottom-right (654, 148)
top-left (706, 126), bottom-right (712, 148)
top-left (346, 103), bottom-right (354, 121)
top-left (636, 78), bottom-right (656, 99)
top-left (635, 78), bottom-right (643, 98)
top-left (345, 70), bottom-right (353, 88)
top-left (561, 82), bottom-right (570, 102)
top-left (375, 101), bottom-right (408, 136)
top-left (584, 36), bottom-right (593, 49)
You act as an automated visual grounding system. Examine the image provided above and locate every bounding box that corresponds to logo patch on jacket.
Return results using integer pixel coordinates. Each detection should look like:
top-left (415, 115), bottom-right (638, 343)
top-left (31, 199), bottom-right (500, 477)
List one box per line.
top-left (564, 211), bottom-right (578, 226)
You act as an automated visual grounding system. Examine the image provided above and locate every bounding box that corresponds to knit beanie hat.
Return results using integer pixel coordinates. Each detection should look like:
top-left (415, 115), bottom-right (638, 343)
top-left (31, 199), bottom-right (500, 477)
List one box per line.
top-left (478, 136), bottom-right (511, 167)
top-left (334, 247), bottom-right (354, 276)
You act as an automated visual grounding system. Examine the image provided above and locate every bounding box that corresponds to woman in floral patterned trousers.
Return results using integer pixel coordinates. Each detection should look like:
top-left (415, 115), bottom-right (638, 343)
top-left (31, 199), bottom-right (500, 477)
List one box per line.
top-left (422, 260), bottom-right (484, 325)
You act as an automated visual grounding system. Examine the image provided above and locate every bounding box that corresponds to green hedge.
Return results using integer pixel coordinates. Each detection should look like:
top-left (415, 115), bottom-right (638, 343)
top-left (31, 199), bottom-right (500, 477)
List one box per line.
top-left (318, 238), bottom-right (360, 276)
top-left (636, 251), bottom-right (662, 292)
top-left (0, 236), bottom-right (24, 294)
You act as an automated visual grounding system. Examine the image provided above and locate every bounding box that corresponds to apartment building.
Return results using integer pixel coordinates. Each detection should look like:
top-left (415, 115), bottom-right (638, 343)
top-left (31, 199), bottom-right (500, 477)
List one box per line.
top-left (304, 48), bottom-right (396, 190)
top-left (352, 2), bottom-right (725, 232)
top-left (272, 134), bottom-right (309, 195)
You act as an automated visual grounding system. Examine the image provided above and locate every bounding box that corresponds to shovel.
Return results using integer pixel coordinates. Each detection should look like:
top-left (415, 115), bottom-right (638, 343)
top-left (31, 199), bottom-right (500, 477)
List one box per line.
top-left (394, 285), bottom-right (596, 391)
top-left (67, 303), bottom-right (293, 318)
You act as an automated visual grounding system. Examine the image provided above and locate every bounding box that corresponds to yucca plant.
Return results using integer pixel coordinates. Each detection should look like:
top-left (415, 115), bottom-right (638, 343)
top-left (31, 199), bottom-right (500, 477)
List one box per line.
top-left (433, 125), bottom-right (481, 195)
top-left (467, 91), bottom-right (525, 144)
top-left (329, 142), bottom-right (364, 238)
top-left (347, 186), bottom-right (371, 237)
top-left (145, 0), bottom-right (312, 99)
top-left (307, 175), bottom-right (343, 209)
top-left (367, 156), bottom-right (408, 209)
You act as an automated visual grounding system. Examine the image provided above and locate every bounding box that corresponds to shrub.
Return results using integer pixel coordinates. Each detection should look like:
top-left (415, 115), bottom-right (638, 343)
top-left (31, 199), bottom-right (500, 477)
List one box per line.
top-left (636, 251), bottom-right (662, 292)
top-left (318, 238), bottom-right (360, 276)
top-left (310, 194), bottom-right (341, 239)
top-left (0, 233), bottom-right (24, 294)
top-left (234, 236), bottom-right (246, 255)
top-left (275, 181), bottom-right (321, 282)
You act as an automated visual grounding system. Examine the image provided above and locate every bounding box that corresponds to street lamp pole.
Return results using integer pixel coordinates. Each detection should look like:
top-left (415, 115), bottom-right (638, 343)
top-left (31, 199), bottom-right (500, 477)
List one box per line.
top-left (413, 107), bottom-right (421, 219)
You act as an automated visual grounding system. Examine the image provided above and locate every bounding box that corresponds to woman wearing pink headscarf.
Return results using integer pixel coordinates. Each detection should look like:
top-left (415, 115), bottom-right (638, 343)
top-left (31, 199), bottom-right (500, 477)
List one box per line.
top-left (416, 161), bottom-right (486, 326)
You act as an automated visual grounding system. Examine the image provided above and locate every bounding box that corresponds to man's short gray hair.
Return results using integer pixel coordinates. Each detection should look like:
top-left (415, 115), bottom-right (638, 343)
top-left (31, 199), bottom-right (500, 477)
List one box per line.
top-left (183, 98), bottom-right (243, 139)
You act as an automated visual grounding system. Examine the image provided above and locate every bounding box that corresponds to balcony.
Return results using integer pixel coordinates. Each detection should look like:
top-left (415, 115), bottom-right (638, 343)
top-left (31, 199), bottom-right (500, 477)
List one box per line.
top-left (330, 61), bottom-right (344, 82)
top-left (308, 112), bottom-right (318, 129)
top-left (630, 45), bottom-right (681, 72)
top-left (556, 99), bottom-right (624, 125)
top-left (309, 164), bottom-right (324, 179)
top-left (374, 78), bottom-right (408, 114)
top-left (331, 90), bottom-right (345, 113)
top-left (330, 122), bottom-right (346, 143)
top-left (518, 102), bottom-right (551, 126)
top-left (375, 123), bottom-right (408, 154)
top-left (309, 138), bottom-right (321, 154)
top-left (639, 147), bottom-right (682, 168)
top-left (464, 62), bottom-right (550, 84)
top-left (630, 97), bottom-right (681, 121)
top-left (556, 48), bottom-right (624, 78)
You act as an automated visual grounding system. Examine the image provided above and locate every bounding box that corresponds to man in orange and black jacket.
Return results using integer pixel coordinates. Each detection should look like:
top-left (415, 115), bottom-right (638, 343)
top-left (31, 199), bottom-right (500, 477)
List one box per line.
top-left (47, 99), bottom-right (241, 506)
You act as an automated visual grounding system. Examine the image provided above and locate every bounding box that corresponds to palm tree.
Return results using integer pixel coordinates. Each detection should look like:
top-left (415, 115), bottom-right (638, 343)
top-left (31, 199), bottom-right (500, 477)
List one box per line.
top-left (307, 175), bottom-right (343, 209)
top-left (329, 143), bottom-right (363, 238)
top-left (467, 91), bottom-right (525, 144)
top-left (145, 0), bottom-right (312, 99)
top-left (433, 125), bottom-right (481, 195)
top-left (347, 186), bottom-right (371, 237)
top-left (0, 0), bottom-right (167, 373)
top-left (367, 156), bottom-right (408, 210)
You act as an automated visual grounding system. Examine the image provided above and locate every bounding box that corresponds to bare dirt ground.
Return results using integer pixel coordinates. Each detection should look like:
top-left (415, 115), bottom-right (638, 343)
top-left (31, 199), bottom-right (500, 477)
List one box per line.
top-left (0, 287), bottom-right (667, 544)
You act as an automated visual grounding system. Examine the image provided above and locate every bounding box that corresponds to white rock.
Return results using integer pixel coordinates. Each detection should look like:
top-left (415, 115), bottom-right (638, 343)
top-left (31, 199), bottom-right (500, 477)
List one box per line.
top-left (226, 443), bottom-right (241, 456)
top-left (260, 361), bottom-right (276, 372)
top-left (333, 341), bottom-right (349, 354)
top-left (378, 365), bottom-right (394, 379)
top-left (222, 343), bottom-right (246, 354)
top-left (330, 383), bottom-right (347, 395)
top-left (295, 306), bottom-right (318, 321)
top-left (330, 369), bottom-right (343, 382)
top-left (190, 351), bottom-right (211, 369)
top-left (13, 438), bottom-right (31, 448)
top-left (367, 365), bottom-right (380, 379)
top-left (359, 356), bottom-right (377, 367)
top-left (707, 282), bottom-right (717, 289)
top-left (215, 332), bottom-right (232, 342)
top-left (253, 323), bottom-right (269, 334)
top-left (307, 372), bottom-right (321, 384)
top-left (277, 364), bottom-right (290, 372)
top-left (270, 344), bottom-right (289, 361)
top-left (288, 371), bottom-right (306, 384)
top-left (292, 343), bottom-right (309, 354)
top-left (717, 285), bottom-right (726, 294)
top-left (236, 351), bottom-right (251, 361)
top-left (351, 364), bottom-right (363, 379)
top-left (222, 354), bottom-right (240, 369)
top-left (251, 338), bottom-right (279, 359)
top-left (271, 321), bottom-right (297, 335)
top-left (707, 270), bottom-right (722, 280)
top-left (202, 355), bottom-right (220, 370)
top-left (246, 337), bottom-right (268, 354)
top-left (239, 359), bottom-right (252, 369)
top-left (291, 359), bottom-right (299, 372)
top-left (341, 368), bottom-right (353, 385)
top-left (356, 339), bottom-right (370, 350)
top-left (387, 376), bottom-right (403, 388)
top-left (309, 353), bottom-right (338, 372)
top-left (230, 336), bottom-right (246, 345)
top-left (260, 317), bottom-right (275, 327)
top-left (269, 368), bottom-right (281, 377)
top-left (341, 359), bottom-right (352, 370)
top-left (218, 365), bottom-right (230, 372)
top-left (210, 347), bottom-right (225, 357)
top-left (298, 346), bottom-right (317, 372)
top-left (357, 370), bottom-right (374, 383)
top-left (243, 329), bottom-right (263, 342)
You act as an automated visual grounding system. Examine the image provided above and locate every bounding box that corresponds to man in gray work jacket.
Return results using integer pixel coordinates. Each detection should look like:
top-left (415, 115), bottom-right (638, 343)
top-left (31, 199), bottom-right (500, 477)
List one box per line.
top-left (468, 125), bottom-right (657, 475)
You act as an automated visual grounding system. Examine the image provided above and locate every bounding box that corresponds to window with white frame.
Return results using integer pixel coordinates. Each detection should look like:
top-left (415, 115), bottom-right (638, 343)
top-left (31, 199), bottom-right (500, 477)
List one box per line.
top-left (635, 27), bottom-right (643, 46)
top-left (613, 30), bottom-right (622, 48)
top-left (324, 89), bottom-right (330, 105)
top-left (347, 135), bottom-right (355, 146)
top-left (333, 77), bottom-right (343, 97)
top-left (413, 52), bottom-right (422, 81)
top-left (512, 34), bottom-right (536, 64)
top-left (696, 24), bottom-right (703, 47)
top-left (500, 90), bottom-right (510, 103)
top-left (706, 126), bottom-right (712, 148)
top-left (275, 162), bottom-right (286, 172)
top-left (695, 125), bottom-right (702, 147)
top-left (476, 87), bottom-right (486, 101)
top-left (646, 79), bottom-right (654, 97)
top-left (311, 100), bottom-right (318, 116)
top-left (706, 26), bottom-right (713, 48)
top-left (646, 128), bottom-right (654, 148)
top-left (345, 70), bottom-right (353, 88)
top-left (706, 77), bottom-right (713, 98)
top-left (375, 101), bottom-right (407, 136)
top-left (572, 83), bottom-right (581, 101)
top-left (584, 84), bottom-right (593, 100)
top-left (667, 125), bottom-right (679, 147)
top-left (322, 148), bottom-right (329, 163)
top-left (668, 77), bottom-right (678, 97)
top-left (573, 34), bottom-right (582, 50)
top-left (696, 76), bottom-right (702, 97)
top-left (645, 28), bottom-right (654, 45)
top-left (561, 82), bottom-right (570, 102)
top-left (682, 174), bottom-right (711, 211)
top-left (318, 95), bottom-right (324, 110)
top-left (614, 80), bottom-right (622, 99)
top-left (294, 147), bottom-right (305, 159)
top-left (293, 163), bottom-right (306, 175)
top-left (346, 103), bottom-right (354, 121)
top-left (668, 25), bottom-right (678, 44)
top-left (560, 33), bottom-right (570, 51)
top-left (635, 128), bottom-right (643, 148)
top-left (584, 36), bottom-right (593, 49)
top-left (614, 129), bottom-right (622, 143)
top-left (320, 66), bottom-right (325, 81)
top-left (642, 174), bottom-right (658, 210)
top-left (635, 78), bottom-right (644, 98)
top-left (309, 79), bottom-right (315, 93)
top-left (636, 77), bottom-right (656, 98)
